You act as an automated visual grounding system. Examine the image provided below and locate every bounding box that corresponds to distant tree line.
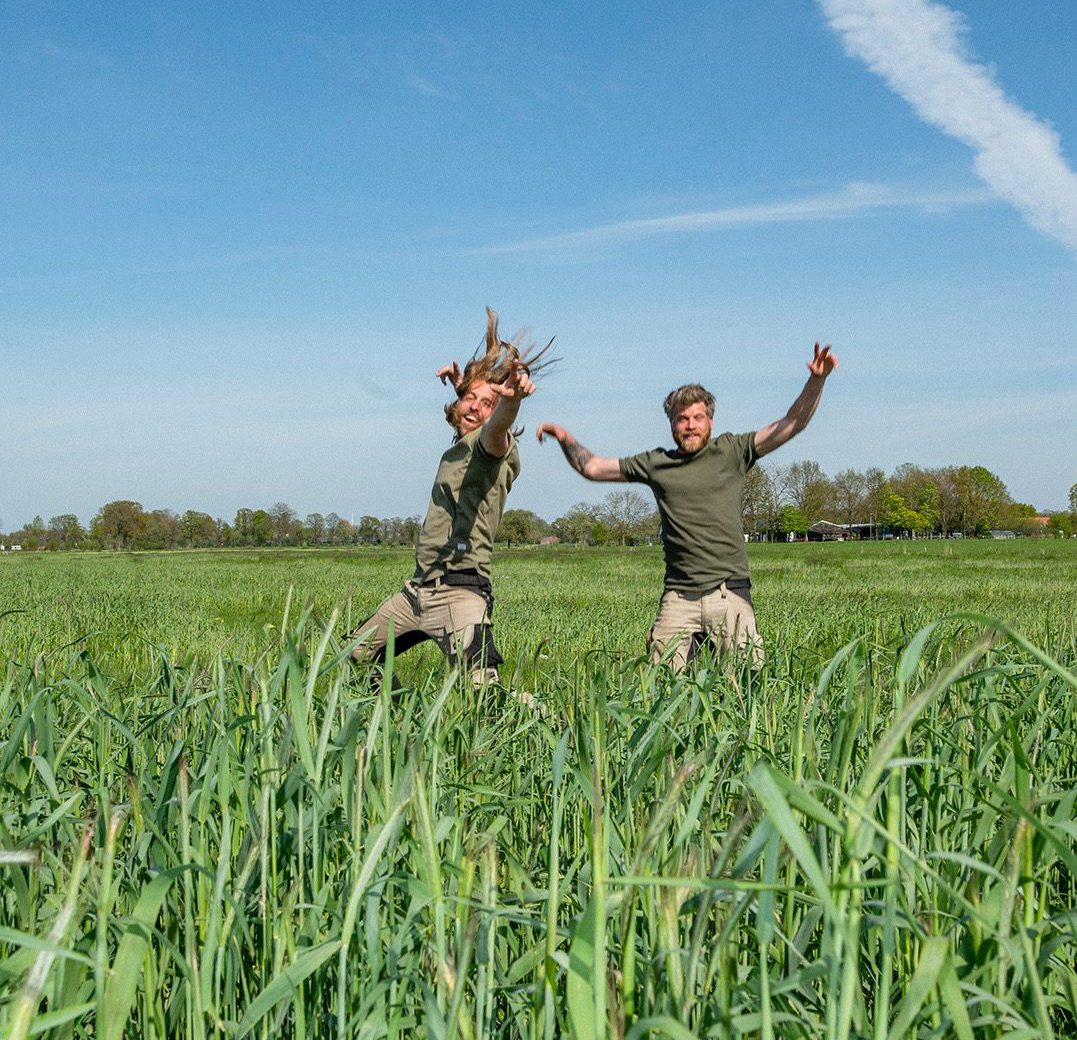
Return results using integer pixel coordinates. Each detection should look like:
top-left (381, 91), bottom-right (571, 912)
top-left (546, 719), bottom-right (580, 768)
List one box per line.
top-left (743, 462), bottom-right (1075, 540)
top-left (2, 472), bottom-right (1074, 552)
top-left (1, 502), bottom-right (422, 552)
top-left (497, 488), bottom-right (662, 547)
top-left (503, 465), bottom-right (1077, 546)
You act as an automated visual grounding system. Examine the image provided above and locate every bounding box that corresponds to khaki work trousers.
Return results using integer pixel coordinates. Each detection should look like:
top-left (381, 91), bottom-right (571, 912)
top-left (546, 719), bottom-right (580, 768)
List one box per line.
top-left (350, 578), bottom-right (500, 684)
top-left (648, 582), bottom-right (764, 671)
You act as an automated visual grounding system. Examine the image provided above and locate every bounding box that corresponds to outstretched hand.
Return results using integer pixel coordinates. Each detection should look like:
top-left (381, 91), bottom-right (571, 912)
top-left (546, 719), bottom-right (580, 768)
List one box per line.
top-left (437, 362), bottom-right (463, 389)
top-left (534, 422), bottom-right (622, 481)
top-left (536, 421), bottom-right (568, 444)
top-left (807, 342), bottom-right (838, 379)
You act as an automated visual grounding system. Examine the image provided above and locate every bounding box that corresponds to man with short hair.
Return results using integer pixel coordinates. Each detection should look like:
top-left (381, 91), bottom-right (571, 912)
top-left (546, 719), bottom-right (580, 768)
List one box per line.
top-left (350, 309), bottom-right (547, 685)
top-left (538, 343), bottom-right (838, 669)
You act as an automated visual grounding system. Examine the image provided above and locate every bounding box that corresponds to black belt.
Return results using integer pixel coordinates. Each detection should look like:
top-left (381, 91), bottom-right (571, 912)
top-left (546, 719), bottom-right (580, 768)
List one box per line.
top-left (417, 570), bottom-right (491, 591)
top-left (723, 578), bottom-right (751, 591)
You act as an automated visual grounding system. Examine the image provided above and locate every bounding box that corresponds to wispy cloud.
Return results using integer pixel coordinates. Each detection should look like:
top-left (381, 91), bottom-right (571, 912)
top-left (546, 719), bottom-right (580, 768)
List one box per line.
top-left (818, 0), bottom-right (1077, 254)
top-left (472, 182), bottom-right (989, 255)
top-left (406, 74), bottom-right (457, 101)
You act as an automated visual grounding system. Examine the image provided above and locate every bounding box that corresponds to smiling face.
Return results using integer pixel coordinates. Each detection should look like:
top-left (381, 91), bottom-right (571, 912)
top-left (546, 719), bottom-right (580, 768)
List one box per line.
top-left (455, 381), bottom-right (499, 434)
top-left (670, 400), bottom-right (713, 455)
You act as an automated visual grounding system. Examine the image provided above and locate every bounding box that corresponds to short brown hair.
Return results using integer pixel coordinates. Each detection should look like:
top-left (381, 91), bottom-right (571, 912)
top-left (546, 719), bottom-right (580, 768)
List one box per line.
top-left (663, 384), bottom-right (715, 421)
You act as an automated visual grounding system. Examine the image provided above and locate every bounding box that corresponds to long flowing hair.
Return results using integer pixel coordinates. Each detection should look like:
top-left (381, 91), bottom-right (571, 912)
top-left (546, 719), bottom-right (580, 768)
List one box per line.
top-left (444, 308), bottom-right (556, 432)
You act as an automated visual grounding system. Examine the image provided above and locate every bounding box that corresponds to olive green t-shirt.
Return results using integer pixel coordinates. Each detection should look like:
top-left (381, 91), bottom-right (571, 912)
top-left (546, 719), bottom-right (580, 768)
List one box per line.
top-left (619, 431), bottom-right (758, 592)
top-left (413, 429), bottom-right (521, 581)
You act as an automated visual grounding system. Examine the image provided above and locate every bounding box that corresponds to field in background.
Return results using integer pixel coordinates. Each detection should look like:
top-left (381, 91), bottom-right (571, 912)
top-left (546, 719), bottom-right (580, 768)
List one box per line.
top-left (2, 540), bottom-right (1075, 674)
top-left (1, 542), bottom-right (1075, 1038)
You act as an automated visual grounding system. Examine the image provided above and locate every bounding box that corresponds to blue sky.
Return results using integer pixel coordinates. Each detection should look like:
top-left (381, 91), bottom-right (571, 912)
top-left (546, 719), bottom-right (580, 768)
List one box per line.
top-left (2, 0), bottom-right (1074, 530)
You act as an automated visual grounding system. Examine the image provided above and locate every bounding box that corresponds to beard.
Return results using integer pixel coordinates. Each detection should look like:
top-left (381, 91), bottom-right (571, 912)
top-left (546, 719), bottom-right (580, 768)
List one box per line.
top-left (673, 427), bottom-right (711, 454)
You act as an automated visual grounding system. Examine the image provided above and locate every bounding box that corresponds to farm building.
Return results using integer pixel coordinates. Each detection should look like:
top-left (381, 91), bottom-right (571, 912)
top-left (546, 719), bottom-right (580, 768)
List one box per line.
top-left (806, 521), bottom-right (877, 541)
top-left (807, 520), bottom-right (848, 541)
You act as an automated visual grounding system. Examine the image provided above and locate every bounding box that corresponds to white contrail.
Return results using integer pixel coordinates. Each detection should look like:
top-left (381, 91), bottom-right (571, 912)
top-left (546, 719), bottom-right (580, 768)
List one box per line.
top-left (818, 0), bottom-right (1077, 253)
top-left (473, 183), bottom-right (987, 255)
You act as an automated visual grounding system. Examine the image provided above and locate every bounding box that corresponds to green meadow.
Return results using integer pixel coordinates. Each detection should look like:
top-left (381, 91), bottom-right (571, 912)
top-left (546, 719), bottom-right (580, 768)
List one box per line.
top-left (1, 541), bottom-right (1075, 1038)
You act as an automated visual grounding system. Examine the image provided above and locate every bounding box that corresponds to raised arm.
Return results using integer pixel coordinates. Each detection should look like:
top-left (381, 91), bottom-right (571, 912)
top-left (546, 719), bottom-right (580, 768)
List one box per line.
top-left (753, 343), bottom-right (839, 458)
top-left (480, 364), bottom-right (535, 458)
top-left (536, 423), bottom-right (625, 482)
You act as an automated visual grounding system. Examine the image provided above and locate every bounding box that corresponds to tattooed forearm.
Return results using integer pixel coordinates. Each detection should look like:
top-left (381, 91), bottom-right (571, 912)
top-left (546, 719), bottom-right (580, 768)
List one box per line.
top-left (562, 437), bottom-right (595, 475)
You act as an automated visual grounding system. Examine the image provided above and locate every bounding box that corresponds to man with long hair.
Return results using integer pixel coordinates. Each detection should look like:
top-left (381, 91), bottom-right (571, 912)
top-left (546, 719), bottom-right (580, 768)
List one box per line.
top-left (351, 308), bottom-right (552, 686)
top-left (537, 343), bottom-right (838, 670)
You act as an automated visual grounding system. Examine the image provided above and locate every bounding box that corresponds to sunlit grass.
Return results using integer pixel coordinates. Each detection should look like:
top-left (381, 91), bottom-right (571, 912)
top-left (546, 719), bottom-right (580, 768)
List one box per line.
top-left (0, 543), bottom-right (1074, 1038)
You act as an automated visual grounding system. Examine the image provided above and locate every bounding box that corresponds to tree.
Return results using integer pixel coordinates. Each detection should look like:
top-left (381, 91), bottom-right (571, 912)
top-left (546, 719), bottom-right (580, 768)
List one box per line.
top-left (270, 502), bottom-right (298, 545)
top-left (250, 509), bottom-right (273, 546)
top-left (600, 489), bottom-right (653, 545)
top-left (1069, 482), bottom-right (1076, 515)
top-left (998, 502), bottom-right (1038, 536)
top-left (830, 468), bottom-right (867, 530)
top-left (47, 514), bottom-right (85, 550)
top-left (933, 466), bottom-right (962, 536)
top-left (883, 491), bottom-right (931, 538)
top-left (861, 467), bottom-right (887, 536)
top-left (742, 464), bottom-right (780, 539)
top-left (778, 505), bottom-right (808, 539)
top-left (182, 510), bottom-right (219, 547)
top-left (497, 509), bottom-right (539, 545)
top-left (1047, 513), bottom-right (1073, 538)
top-left (324, 513), bottom-right (344, 544)
top-left (554, 502), bottom-right (603, 545)
top-left (379, 517), bottom-right (420, 546)
top-left (379, 517), bottom-right (403, 545)
top-left (953, 466), bottom-right (1010, 536)
top-left (399, 517), bottom-right (421, 545)
top-left (92, 500), bottom-right (147, 550)
top-left (912, 480), bottom-right (940, 535)
top-left (14, 515), bottom-right (47, 550)
top-left (357, 516), bottom-right (381, 545)
top-left (783, 460), bottom-right (829, 525)
top-left (305, 513), bottom-right (327, 545)
top-left (233, 508), bottom-right (255, 545)
top-left (142, 509), bottom-right (182, 549)
top-left (888, 465), bottom-right (940, 535)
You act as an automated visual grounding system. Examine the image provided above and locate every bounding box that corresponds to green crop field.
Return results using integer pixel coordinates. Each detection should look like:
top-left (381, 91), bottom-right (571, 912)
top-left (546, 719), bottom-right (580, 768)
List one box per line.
top-left (1, 541), bottom-right (1075, 1039)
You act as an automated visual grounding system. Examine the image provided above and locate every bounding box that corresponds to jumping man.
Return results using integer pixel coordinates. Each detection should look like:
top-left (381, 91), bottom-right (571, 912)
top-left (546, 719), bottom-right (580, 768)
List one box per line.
top-left (537, 343), bottom-right (838, 669)
top-left (351, 309), bottom-right (551, 686)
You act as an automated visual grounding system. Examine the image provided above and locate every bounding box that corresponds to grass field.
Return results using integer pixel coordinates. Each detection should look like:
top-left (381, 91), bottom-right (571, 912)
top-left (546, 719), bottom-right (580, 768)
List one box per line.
top-left (1, 542), bottom-right (1075, 1038)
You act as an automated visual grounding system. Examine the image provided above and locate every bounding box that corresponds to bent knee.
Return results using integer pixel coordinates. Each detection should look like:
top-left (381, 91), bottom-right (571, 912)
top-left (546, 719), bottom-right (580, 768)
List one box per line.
top-left (454, 623), bottom-right (503, 672)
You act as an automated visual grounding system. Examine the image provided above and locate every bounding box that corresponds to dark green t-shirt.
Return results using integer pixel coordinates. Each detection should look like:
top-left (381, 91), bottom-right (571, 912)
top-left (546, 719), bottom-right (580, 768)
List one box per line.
top-left (619, 431), bottom-right (758, 592)
top-left (413, 429), bottom-right (521, 581)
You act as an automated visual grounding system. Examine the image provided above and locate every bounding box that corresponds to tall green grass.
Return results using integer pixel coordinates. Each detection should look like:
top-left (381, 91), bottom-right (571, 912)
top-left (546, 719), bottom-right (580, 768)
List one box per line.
top-left (0, 545), bottom-right (1075, 1037)
top-left (2, 540), bottom-right (1075, 674)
